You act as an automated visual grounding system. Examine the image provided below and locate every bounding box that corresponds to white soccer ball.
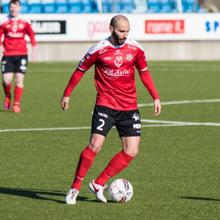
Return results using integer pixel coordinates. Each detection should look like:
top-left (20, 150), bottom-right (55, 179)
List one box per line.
top-left (108, 179), bottom-right (133, 203)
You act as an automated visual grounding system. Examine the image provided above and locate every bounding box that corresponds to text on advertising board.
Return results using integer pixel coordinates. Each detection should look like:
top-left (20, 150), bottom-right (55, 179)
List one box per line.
top-left (31, 20), bottom-right (66, 34)
top-left (205, 21), bottom-right (220, 33)
top-left (145, 20), bottom-right (185, 34)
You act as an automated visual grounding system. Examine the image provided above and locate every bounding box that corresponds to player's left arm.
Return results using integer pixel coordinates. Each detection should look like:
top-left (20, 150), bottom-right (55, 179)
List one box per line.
top-left (135, 49), bottom-right (161, 116)
top-left (25, 21), bottom-right (37, 61)
top-left (0, 24), bottom-right (5, 56)
top-left (139, 70), bottom-right (161, 116)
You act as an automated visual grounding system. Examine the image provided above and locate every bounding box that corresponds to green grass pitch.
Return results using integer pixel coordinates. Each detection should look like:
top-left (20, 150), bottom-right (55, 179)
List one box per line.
top-left (0, 61), bottom-right (219, 219)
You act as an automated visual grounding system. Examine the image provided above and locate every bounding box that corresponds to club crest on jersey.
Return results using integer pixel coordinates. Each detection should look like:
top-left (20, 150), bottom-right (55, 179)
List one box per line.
top-left (12, 24), bottom-right (18, 32)
top-left (19, 23), bottom-right (24, 29)
top-left (114, 56), bottom-right (123, 68)
top-left (126, 54), bottom-right (133, 61)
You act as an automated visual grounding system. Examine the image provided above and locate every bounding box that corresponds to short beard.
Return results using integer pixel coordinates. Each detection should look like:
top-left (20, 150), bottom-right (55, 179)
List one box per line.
top-left (112, 31), bottom-right (126, 45)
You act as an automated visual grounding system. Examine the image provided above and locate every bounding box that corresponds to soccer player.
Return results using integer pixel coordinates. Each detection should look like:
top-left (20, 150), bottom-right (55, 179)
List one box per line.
top-left (0, 0), bottom-right (37, 113)
top-left (61, 15), bottom-right (161, 205)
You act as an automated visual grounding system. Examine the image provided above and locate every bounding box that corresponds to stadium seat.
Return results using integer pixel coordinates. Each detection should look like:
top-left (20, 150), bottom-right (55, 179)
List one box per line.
top-left (1, 5), bottom-right (9, 13)
top-left (147, 0), bottom-right (161, 13)
top-left (101, 4), bottom-right (110, 13)
top-left (101, 0), bottom-right (123, 13)
top-left (68, 0), bottom-right (83, 13)
top-left (120, 0), bottom-right (134, 13)
top-left (160, 0), bottom-right (175, 13)
top-left (20, 4), bottom-right (29, 13)
top-left (182, 0), bottom-right (198, 12)
top-left (101, 0), bottom-right (112, 13)
top-left (56, 0), bottom-right (69, 13)
top-left (133, 0), bottom-right (147, 13)
top-left (42, 0), bottom-right (56, 13)
top-left (82, 0), bottom-right (98, 13)
top-left (28, 0), bottom-right (43, 13)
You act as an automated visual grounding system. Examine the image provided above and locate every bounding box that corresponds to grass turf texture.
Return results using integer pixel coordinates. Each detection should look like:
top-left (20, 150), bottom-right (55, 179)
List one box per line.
top-left (0, 61), bottom-right (219, 220)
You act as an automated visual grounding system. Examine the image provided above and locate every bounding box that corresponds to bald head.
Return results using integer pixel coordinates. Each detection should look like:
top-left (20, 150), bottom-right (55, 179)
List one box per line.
top-left (110, 15), bottom-right (130, 28)
top-left (109, 15), bottom-right (130, 46)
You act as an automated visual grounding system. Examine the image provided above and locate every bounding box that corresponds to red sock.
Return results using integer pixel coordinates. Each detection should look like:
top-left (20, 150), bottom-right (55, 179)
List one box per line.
top-left (71, 146), bottom-right (97, 190)
top-left (3, 83), bottom-right (11, 98)
top-left (95, 151), bottom-right (134, 186)
top-left (14, 86), bottom-right (23, 105)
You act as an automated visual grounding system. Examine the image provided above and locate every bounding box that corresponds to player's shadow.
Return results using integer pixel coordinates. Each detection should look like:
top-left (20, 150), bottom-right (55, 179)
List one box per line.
top-left (179, 196), bottom-right (220, 202)
top-left (0, 187), bottom-right (90, 204)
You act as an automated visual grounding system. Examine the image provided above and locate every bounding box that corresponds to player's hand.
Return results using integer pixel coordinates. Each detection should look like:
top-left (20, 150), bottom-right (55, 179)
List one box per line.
top-left (154, 99), bottom-right (161, 116)
top-left (0, 45), bottom-right (5, 57)
top-left (61, 96), bottom-right (70, 110)
top-left (31, 46), bottom-right (37, 62)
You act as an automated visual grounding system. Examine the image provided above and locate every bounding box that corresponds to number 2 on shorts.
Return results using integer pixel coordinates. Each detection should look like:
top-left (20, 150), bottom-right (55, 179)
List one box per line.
top-left (97, 119), bottom-right (105, 131)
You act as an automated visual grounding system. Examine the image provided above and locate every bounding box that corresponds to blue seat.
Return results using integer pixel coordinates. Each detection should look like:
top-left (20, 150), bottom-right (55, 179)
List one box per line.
top-left (41, 0), bottom-right (56, 13)
top-left (101, 0), bottom-right (122, 13)
top-left (82, 0), bottom-right (98, 13)
top-left (102, 4), bottom-right (110, 13)
top-left (182, 0), bottom-right (198, 12)
top-left (121, 0), bottom-right (134, 13)
top-left (1, 0), bottom-right (8, 13)
top-left (114, 2), bottom-right (123, 13)
top-left (20, 4), bottom-right (29, 13)
top-left (43, 4), bottom-right (56, 13)
top-left (101, 0), bottom-right (114, 13)
top-left (133, 0), bottom-right (147, 13)
top-left (147, 0), bottom-right (161, 13)
top-left (56, 0), bottom-right (69, 13)
top-left (27, 0), bottom-right (42, 13)
top-left (28, 4), bottom-right (43, 13)
top-left (68, 0), bottom-right (83, 13)
top-left (2, 4), bottom-right (9, 13)
top-left (160, 0), bottom-right (175, 13)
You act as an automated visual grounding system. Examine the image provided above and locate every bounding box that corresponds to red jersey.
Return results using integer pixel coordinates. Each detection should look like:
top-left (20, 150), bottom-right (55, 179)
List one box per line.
top-left (77, 38), bottom-right (158, 111)
top-left (0, 15), bottom-right (36, 56)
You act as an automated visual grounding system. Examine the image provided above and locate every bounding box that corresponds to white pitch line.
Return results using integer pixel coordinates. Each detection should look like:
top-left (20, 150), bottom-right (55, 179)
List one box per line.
top-left (141, 119), bottom-right (220, 127)
top-left (1, 99), bottom-right (220, 133)
top-left (0, 120), bottom-right (219, 133)
top-left (0, 126), bottom-right (91, 133)
top-left (138, 99), bottom-right (220, 107)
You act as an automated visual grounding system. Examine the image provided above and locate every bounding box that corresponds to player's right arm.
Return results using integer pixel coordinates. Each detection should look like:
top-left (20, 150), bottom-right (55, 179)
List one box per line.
top-left (61, 69), bottom-right (84, 110)
top-left (61, 43), bottom-right (99, 110)
top-left (0, 22), bottom-right (5, 56)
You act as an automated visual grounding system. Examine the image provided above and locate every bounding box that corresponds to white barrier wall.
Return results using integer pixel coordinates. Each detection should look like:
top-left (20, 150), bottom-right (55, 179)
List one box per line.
top-left (1, 13), bottom-right (220, 61)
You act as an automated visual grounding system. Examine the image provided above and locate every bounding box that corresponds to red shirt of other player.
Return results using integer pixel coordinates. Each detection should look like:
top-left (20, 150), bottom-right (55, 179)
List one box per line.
top-left (0, 1), bottom-right (36, 56)
top-left (0, 0), bottom-right (37, 113)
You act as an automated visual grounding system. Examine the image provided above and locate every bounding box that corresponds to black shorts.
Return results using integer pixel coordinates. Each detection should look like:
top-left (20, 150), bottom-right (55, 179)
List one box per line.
top-left (1, 55), bottom-right (28, 74)
top-left (91, 105), bottom-right (141, 137)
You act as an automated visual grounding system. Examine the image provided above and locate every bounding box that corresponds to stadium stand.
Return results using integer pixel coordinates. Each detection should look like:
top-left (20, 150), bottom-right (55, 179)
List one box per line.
top-left (56, 0), bottom-right (69, 13)
top-left (0, 0), bottom-right (208, 14)
top-left (28, 0), bottom-right (43, 13)
top-left (133, 0), bottom-right (148, 13)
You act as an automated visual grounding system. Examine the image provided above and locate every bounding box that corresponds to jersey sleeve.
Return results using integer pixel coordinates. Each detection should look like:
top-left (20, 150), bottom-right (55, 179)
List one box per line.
top-left (139, 70), bottom-right (160, 100)
top-left (0, 23), bottom-right (5, 46)
top-left (63, 69), bottom-right (84, 97)
top-left (77, 43), bottom-right (99, 72)
top-left (135, 48), bottom-right (160, 100)
top-left (25, 21), bottom-right (37, 46)
top-left (135, 48), bottom-right (148, 72)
